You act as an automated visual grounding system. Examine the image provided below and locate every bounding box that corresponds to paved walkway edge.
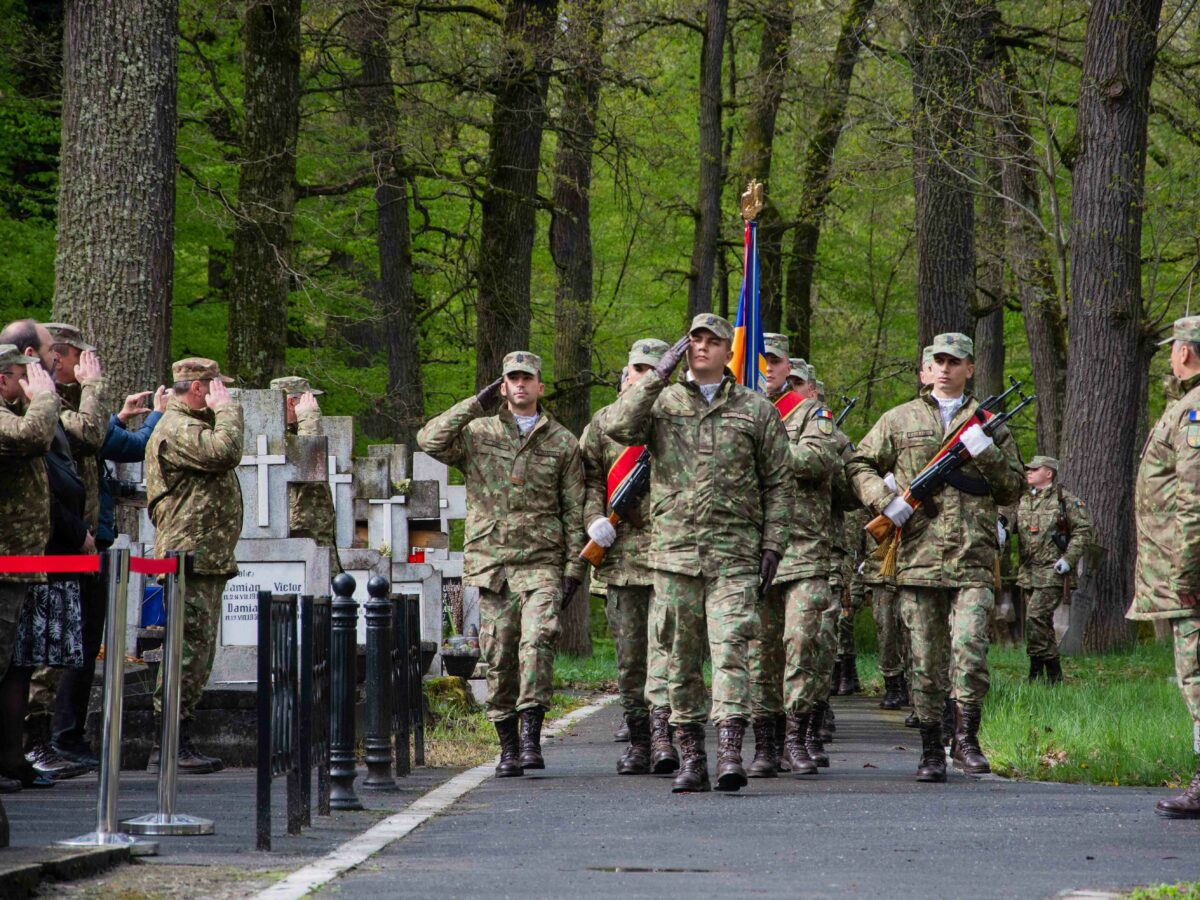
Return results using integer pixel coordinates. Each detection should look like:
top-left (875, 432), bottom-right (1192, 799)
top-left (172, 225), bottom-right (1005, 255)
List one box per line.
top-left (255, 694), bottom-right (618, 900)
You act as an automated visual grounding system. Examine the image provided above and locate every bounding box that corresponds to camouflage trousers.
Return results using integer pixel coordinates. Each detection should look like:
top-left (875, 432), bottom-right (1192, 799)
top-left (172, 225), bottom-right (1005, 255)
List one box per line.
top-left (154, 573), bottom-right (226, 720)
top-left (1023, 587), bottom-right (1063, 660)
top-left (837, 577), bottom-right (867, 657)
top-left (900, 586), bottom-right (994, 724)
top-left (814, 595), bottom-right (840, 703)
top-left (653, 571), bottom-right (756, 726)
top-left (783, 578), bottom-right (833, 714)
top-left (870, 584), bottom-right (909, 677)
top-left (749, 584), bottom-right (785, 717)
top-left (1172, 616), bottom-right (1200, 723)
top-left (479, 582), bottom-right (560, 723)
top-left (606, 584), bottom-right (669, 716)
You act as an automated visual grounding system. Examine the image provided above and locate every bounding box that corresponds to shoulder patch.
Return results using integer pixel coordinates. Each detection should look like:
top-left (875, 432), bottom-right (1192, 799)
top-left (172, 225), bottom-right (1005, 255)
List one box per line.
top-left (1188, 420), bottom-right (1200, 449)
top-left (817, 407), bottom-right (833, 435)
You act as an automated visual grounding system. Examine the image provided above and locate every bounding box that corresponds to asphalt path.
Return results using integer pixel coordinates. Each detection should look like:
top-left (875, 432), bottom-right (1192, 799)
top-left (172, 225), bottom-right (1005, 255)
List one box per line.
top-left (321, 696), bottom-right (1200, 899)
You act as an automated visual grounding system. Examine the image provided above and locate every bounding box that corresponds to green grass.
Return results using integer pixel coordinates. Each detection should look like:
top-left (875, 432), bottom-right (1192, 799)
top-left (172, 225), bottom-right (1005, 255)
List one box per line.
top-left (1130, 885), bottom-right (1200, 900)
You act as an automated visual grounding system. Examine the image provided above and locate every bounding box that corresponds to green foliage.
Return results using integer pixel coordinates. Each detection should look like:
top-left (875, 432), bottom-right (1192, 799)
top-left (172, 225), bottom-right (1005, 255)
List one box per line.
top-left (1130, 884), bottom-right (1200, 900)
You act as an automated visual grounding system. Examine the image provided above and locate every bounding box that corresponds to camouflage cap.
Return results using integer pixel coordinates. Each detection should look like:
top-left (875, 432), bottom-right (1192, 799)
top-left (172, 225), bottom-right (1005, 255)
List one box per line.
top-left (43, 322), bottom-right (95, 352)
top-left (269, 375), bottom-right (324, 396)
top-left (172, 357), bottom-right (234, 384)
top-left (1159, 315), bottom-right (1200, 346)
top-left (1025, 455), bottom-right (1059, 472)
top-left (763, 332), bottom-right (789, 360)
top-left (688, 313), bottom-right (734, 343)
top-left (502, 350), bottom-right (541, 377)
top-left (628, 339), bottom-right (670, 368)
top-left (929, 332), bottom-right (973, 359)
top-left (0, 343), bottom-right (29, 370)
top-left (921, 346), bottom-right (935, 366)
top-left (789, 357), bottom-right (811, 382)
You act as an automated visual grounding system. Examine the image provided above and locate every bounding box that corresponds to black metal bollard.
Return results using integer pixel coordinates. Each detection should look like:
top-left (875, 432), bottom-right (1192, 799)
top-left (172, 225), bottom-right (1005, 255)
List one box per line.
top-left (362, 576), bottom-right (397, 791)
top-left (407, 596), bottom-right (426, 766)
top-left (391, 595), bottom-right (411, 778)
top-left (329, 573), bottom-right (363, 810)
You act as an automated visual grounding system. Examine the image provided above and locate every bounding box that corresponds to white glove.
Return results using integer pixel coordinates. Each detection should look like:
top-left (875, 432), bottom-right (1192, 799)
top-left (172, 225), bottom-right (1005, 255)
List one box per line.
top-left (883, 496), bottom-right (914, 528)
top-left (587, 517), bottom-right (617, 548)
top-left (856, 561), bottom-right (866, 575)
top-left (960, 423), bottom-right (994, 457)
top-left (883, 472), bottom-right (898, 493)
top-left (1054, 558), bottom-right (1071, 575)
top-left (996, 520), bottom-right (1007, 546)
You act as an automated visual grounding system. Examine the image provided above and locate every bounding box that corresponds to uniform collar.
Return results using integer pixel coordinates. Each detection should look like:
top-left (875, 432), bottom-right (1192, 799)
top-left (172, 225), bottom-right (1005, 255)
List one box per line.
top-left (168, 396), bottom-right (215, 423)
top-left (498, 404), bottom-right (548, 440)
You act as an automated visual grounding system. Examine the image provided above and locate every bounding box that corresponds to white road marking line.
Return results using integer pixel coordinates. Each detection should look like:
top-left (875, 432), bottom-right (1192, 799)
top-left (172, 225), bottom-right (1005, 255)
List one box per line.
top-left (255, 694), bottom-right (617, 900)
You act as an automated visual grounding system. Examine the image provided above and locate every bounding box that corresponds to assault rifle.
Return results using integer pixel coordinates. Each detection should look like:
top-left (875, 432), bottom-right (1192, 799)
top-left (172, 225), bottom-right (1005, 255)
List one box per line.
top-left (865, 377), bottom-right (1035, 545)
top-left (580, 448), bottom-right (652, 568)
top-left (834, 395), bottom-right (858, 429)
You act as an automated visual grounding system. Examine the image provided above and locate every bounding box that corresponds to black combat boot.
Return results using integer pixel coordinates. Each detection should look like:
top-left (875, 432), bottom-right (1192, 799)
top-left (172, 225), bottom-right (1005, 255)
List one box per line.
top-left (819, 701), bottom-right (835, 743)
top-left (839, 655), bottom-right (861, 695)
top-left (714, 719), bottom-right (748, 791)
top-left (1045, 657), bottom-right (1063, 685)
top-left (880, 675), bottom-right (904, 710)
top-left (1157, 760), bottom-right (1200, 818)
top-left (774, 714), bottom-right (789, 772)
top-left (495, 716), bottom-right (524, 777)
top-left (784, 713), bottom-right (817, 776)
top-left (952, 702), bottom-right (991, 775)
top-left (614, 720), bottom-right (630, 742)
top-left (617, 715), bottom-right (651, 775)
top-left (671, 724), bottom-right (711, 793)
top-left (519, 706), bottom-right (546, 769)
top-left (650, 706), bottom-right (680, 774)
top-left (916, 722), bottom-right (947, 783)
top-left (899, 674), bottom-right (911, 705)
top-left (805, 704), bottom-right (830, 768)
top-left (1028, 656), bottom-right (1045, 682)
top-left (904, 709), bottom-right (919, 728)
top-left (747, 716), bottom-right (779, 778)
top-left (830, 657), bottom-right (844, 696)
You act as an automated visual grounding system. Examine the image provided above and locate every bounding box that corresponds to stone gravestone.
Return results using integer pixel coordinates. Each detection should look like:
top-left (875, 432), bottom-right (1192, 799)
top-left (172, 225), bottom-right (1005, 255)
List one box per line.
top-left (411, 452), bottom-right (476, 636)
top-left (320, 415), bottom-right (356, 549)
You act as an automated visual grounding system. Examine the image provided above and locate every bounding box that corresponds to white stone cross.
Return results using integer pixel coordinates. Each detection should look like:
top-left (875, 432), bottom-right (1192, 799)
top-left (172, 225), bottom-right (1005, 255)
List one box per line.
top-left (327, 456), bottom-right (354, 547)
top-left (240, 434), bottom-right (287, 527)
top-left (368, 494), bottom-right (410, 559)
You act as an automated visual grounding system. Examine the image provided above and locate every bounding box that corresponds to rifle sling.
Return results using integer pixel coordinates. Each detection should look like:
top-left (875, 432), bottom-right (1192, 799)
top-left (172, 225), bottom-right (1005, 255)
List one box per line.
top-left (940, 468), bottom-right (990, 496)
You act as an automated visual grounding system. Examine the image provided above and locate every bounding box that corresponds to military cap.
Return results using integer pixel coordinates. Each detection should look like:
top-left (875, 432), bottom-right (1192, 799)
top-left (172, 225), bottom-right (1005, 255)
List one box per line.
top-left (763, 332), bottom-right (789, 360)
top-left (1159, 315), bottom-right (1200, 346)
top-left (1025, 455), bottom-right (1059, 472)
top-left (921, 346), bottom-right (935, 366)
top-left (929, 332), bottom-right (973, 359)
top-left (502, 350), bottom-right (541, 377)
top-left (628, 339), bottom-right (670, 368)
top-left (172, 357), bottom-right (233, 384)
top-left (789, 357), bottom-right (811, 382)
top-left (0, 343), bottom-right (29, 370)
top-left (43, 322), bottom-right (95, 352)
top-left (270, 375), bottom-right (324, 396)
top-left (816, 380), bottom-right (827, 400)
top-left (688, 313), bottom-right (734, 343)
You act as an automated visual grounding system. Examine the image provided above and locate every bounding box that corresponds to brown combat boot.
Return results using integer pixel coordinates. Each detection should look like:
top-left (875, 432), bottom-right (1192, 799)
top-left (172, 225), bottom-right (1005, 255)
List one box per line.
top-left (747, 717), bottom-right (779, 778)
top-left (916, 722), bottom-right (947, 783)
top-left (951, 702), bottom-right (991, 775)
top-left (650, 706), bottom-right (680, 774)
top-left (617, 715), bottom-right (651, 775)
top-left (714, 719), bottom-right (747, 791)
top-left (880, 675), bottom-right (904, 710)
top-left (671, 724), bottom-right (710, 793)
top-left (519, 706), bottom-right (546, 769)
top-left (774, 714), bottom-right (790, 772)
top-left (613, 720), bottom-right (630, 742)
top-left (1156, 761), bottom-right (1200, 818)
top-left (495, 716), bottom-right (524, 777)
top-left (805, 704), bottom-right (830, 768)
top-left (838, 655), bottom-right (861, 695)
top-left (784, 713), bottom-right (817, 776)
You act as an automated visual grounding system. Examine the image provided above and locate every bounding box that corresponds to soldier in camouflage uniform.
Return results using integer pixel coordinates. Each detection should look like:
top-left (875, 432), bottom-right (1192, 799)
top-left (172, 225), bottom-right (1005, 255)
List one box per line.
top-left (1014, 455), bottom-right (1096, 684)
top-left (745, 339), bottom-right (837, 779)
top-left (145, 358), bottom-right (244, 775)
top-left (603, 315), bottom-right (793, 793)
top-left (836, 508), bottom-right (868, 696)
top-left (1131, 317), bottom-right (1200, 818)
top-left (848, 333), bottom-right (1024, 782)
top-left (580, 339), bottom-right (677, 776)
top-left (418, 351), bottom-right (586, 778)
top-left (271, 376), bottom-right (341, 577)
top-left (0, 342), bottom-right (60, 788)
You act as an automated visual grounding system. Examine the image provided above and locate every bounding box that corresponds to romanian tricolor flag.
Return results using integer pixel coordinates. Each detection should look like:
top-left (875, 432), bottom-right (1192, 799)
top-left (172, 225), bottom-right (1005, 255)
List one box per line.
top-left (730, 218), bottom-right (767, 392)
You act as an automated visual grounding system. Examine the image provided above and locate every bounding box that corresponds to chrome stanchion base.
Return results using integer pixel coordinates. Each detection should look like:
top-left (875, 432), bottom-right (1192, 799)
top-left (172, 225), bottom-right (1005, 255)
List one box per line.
top-left (57, 830), bottom-right (159, 856)
top-left (120, 812), bottom-right (215, 836)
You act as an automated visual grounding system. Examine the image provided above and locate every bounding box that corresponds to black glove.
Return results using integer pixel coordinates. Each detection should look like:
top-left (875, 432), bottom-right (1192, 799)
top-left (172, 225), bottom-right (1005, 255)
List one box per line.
top-left (560, 576), bottom-right (582, 610)
top-left (475, 376), bottom-right (503, 411)
top-left (654, 335), bottom-right (692, 382)
top-left (758, 549), bottom-right (782, 602)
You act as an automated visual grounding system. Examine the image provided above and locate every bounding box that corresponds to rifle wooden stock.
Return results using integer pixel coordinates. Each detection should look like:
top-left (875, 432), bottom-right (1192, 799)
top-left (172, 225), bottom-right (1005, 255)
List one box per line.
top-left (580, 512), bottom-right (621, 568)
top-left (865, 495), bottom-right (922, 545)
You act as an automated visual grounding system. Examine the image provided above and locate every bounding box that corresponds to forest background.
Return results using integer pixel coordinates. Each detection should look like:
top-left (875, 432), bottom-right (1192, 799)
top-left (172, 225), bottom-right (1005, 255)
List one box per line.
top-left (0, 0), bottom-right (1194, 653)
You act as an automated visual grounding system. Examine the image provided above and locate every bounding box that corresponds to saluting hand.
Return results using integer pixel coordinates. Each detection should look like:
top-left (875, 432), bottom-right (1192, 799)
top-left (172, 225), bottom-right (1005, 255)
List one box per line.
top-left (206, 379), bottom-right (233, 410)
top-left (654, 335), bottom-right (692, 382)
top-left (296, 391), bottom-right (320, 416)
top-left (475, 377), bottom-right (503, 411)
top-left (118, 391), bottom-right (153, 424)
top-left (75, 349), bottom-right (102, 382)
top-left (20, 359), bottom-right (56, 399)
top-left (153, 385), bottom-right (170, 412)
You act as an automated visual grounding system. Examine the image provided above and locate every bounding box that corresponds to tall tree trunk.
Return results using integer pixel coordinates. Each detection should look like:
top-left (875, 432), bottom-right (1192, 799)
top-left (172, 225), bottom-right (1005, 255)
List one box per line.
top-left (345, 3), bottom-right (422, 450)
top-left (550, 0), bottom-right (602, 659)
top-left (474, 0), bottom-right (558, 389)
top-left (227, 0), bottom-right (301, 386)
top-left (783, 0), bottom-right (876, 358)
top-left (737, 0), bottom-right (792, 334)
top-left (686, 0), bottom-right (728, 321)
top-left (53, 0), bottom-right (177, 401)
top-left (910, 0), bottom-right (983, 350)
top-left (1062, 0), bottom-right (1163, 652)
top-left (973, 155), bottom-right (1005, 399)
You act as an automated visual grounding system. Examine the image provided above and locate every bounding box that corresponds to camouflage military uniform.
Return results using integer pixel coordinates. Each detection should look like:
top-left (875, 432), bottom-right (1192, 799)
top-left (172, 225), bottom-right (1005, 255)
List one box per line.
top-left (1016, 477), bottom-right (1096, 661)
top-left (56, 379), bottom-right (106, 530)
top-left (602, 370), bottom-right (793, 727)
top-left (848, 387), bottom-right (1024, 725)
top-left (816, 427), bottom-right (855, 702)
top-left (862, 536), bottom-right (906, 679)
top-left (146, 396), bottom-right (244, 719)
top-left (417, 393), bottom-right (586, 723)
top-left (837, 510), bottom-right (869, 658)
top-left (1130, 370), bottom-right (1200, 723)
